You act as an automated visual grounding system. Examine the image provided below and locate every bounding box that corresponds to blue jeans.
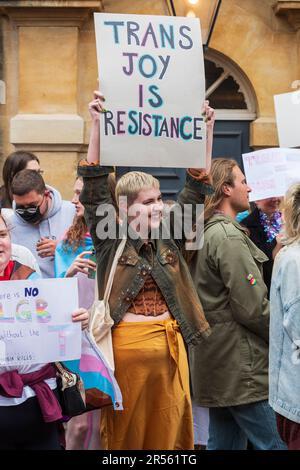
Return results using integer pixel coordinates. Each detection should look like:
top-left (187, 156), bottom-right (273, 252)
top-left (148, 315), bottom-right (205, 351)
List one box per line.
top-left (208, 400), bottom-right (287, 450)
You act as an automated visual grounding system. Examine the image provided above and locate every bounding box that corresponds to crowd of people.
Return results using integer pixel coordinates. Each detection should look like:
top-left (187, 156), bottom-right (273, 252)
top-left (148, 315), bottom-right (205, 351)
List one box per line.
top-left (0, 91), bottom-right (299, 451)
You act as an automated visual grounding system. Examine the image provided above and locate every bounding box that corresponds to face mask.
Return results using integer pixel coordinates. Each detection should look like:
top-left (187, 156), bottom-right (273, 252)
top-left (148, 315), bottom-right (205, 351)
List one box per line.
top-left (15, 193), bottom-right (46, 224)
top-left (16, 206), bottom-right (44, 224)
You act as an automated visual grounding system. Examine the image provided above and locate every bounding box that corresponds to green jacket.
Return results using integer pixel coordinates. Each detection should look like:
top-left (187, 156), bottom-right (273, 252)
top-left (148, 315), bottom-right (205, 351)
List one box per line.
top-left (78, 163), bottom-right (212, 345)
top-left (189, 214), bottom-right (270, 407)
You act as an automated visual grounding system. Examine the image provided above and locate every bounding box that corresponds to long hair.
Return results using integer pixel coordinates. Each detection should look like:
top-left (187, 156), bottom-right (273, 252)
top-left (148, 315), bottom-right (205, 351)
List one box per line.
top-left (62, 215), bottom-right (88, 252)
top-left (2, 151), bottom-right (40, 207)
top-left (62, 177), bottom-right (87, 252)
top-left (282, 183), bottom-right (300, 245)
top-left (62, 174), bottom-right (118, 252)
top-left (204, 158), bottom-right (237, 222)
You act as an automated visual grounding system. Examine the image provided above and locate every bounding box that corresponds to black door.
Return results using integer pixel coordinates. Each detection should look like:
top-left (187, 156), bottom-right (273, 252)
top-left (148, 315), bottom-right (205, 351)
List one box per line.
top-left (212, 120), bottom-right (252, 170)
top-left (116, 166), bottom-right (185, 200)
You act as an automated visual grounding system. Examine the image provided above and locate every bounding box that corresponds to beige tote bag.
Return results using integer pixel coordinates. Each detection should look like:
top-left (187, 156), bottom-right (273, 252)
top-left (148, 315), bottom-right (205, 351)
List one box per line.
top-left (88, 238), bottom-right (127, 371)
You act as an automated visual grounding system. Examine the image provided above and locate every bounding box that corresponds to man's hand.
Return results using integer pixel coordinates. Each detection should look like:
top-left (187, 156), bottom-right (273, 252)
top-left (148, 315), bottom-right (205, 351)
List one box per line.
top-left (36, 237), bottom-right (58, 258)
top-left (65, 251), bottom-right (97, 278)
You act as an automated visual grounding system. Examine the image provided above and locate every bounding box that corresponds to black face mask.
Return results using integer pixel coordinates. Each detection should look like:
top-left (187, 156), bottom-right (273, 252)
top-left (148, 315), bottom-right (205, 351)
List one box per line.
top-left (16, 206), bottom-right (44, 224)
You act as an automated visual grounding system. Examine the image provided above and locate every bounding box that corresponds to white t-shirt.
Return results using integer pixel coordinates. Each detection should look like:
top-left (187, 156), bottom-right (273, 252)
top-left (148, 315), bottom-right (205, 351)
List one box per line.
top-left (11, 243), bottom-right (41, 275)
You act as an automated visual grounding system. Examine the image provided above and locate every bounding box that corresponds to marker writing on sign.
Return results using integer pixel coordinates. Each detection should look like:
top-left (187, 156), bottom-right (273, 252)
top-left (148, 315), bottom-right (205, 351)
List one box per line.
top-left (122, 53), bottom-right (170, 80)
top-left (103, 110), bottom-right (204, 141)
top-left (138, 85), bottom-right (163, 108)
top-left (103, 21), bottom-right (193, 50)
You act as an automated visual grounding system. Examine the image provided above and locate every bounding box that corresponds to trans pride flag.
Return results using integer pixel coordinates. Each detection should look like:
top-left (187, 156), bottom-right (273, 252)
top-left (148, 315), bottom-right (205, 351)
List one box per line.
top-left (63, 330), bottom-right (123, 411)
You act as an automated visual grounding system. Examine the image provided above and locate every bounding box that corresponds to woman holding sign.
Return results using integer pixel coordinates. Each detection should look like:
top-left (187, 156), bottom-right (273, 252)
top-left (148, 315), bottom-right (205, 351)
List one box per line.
top-left (0, 212), bottom-right (89, 450)
top-left (77, 91), bottom-right (214, 450)
top-left (54, 176), bottom-right (100, 451)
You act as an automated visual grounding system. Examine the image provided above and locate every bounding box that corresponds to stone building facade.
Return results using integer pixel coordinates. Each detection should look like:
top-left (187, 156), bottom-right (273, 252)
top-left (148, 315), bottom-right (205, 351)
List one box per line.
top-left (0, 0), bottom-right (299, 198)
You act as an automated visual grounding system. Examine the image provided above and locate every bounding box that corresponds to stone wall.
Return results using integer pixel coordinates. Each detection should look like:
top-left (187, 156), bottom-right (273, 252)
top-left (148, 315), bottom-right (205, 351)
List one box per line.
top-left (210, 0), bottom-right (299, 148)
top-left (0, 0), bottom-right (299, 198)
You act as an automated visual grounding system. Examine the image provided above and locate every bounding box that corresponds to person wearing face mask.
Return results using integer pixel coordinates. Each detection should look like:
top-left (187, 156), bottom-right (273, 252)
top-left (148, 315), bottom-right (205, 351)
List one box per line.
top-left (9, 169), bottom-right (75, 278)
top-left (242, 197), bottom-right (283, 297)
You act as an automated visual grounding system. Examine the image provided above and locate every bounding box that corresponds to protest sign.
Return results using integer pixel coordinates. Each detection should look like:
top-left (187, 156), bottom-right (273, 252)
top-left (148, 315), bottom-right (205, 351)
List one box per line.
top-left (94, 13), bottom-right (206, 168)
top-left (242, 148), bottom-right (300, 201)
top-left (274, 91), bottom-right (300, 148)
top-left (0, 278), bottom-right (80, 366)
top-left (285, 150), bottom-right (300, 190)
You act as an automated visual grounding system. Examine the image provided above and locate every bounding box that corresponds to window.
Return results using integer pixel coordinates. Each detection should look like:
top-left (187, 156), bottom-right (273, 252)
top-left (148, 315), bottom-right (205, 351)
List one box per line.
top-left (205, 49), bottom-right (257, 120)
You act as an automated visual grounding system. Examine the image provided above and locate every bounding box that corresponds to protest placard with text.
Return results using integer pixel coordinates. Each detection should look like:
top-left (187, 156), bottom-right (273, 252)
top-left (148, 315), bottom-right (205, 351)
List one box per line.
top-left (0, 278), bottom-right (80, 366)
top-left (274, 91), bottom-right (300, 148)
top-left (94, 13), bottom-right (206, 168)
top-left (242, 148), bottom-right (300, 201)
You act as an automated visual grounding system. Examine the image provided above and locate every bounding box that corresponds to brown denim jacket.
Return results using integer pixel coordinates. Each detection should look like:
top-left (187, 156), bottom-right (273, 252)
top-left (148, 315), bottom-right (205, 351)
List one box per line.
top-left (78, 163), bottom-right (212, 345)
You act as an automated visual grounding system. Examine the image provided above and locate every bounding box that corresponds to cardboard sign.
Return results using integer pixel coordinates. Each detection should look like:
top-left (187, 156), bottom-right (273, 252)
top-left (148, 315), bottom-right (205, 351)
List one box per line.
top-left (242, 148), bottom-right (300, 201)
top-left (274, 91), bottom-right (300, 148)
top-left (0, 278), bottom-right (80, 366)
top-left (94, 13), bottom-right (206, 168)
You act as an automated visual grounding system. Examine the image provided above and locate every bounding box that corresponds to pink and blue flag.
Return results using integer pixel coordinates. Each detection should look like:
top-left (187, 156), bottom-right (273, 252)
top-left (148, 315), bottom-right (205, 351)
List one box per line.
top-left (63, 330), bottom-right (123, 410)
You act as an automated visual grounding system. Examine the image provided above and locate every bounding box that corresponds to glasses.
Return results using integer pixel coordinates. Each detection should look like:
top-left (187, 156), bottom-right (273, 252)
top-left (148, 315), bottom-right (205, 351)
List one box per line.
top-left (15, 194), bottom-right (45, 215)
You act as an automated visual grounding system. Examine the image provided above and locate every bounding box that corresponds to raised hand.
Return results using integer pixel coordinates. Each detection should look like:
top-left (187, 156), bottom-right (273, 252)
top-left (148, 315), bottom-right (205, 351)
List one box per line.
top-left (88, 91), bottom-right (106, 121)
top-left (203, 100), bottom-right (215, 172)
top-left (86, 91), bottom-right (106, 164)
top-left (65, 251), bottom-right (97, 277)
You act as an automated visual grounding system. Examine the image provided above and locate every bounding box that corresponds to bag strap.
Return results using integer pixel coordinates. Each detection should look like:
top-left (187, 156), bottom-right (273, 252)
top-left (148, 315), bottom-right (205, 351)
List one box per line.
top-left (94, 237), bottom-right (127, 304)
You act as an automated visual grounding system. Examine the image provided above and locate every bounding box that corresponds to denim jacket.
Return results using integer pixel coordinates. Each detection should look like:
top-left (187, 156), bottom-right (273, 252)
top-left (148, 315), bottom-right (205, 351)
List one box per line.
top-left (269, 242), bottom-right (300, 423)
top-left (78, 163), bottom-right (212, 345)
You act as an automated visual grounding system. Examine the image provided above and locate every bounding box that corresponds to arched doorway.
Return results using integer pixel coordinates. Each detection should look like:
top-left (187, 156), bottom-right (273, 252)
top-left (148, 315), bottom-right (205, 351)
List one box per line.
top-left (205, 49), bottom-right (257, 168)
top-left (117, 50), bottom-right (257, 198)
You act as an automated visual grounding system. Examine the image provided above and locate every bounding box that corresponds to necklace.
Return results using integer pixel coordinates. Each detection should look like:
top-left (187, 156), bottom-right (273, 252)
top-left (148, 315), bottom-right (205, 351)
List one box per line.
top-left (259, 210), bottom-right (282, 243)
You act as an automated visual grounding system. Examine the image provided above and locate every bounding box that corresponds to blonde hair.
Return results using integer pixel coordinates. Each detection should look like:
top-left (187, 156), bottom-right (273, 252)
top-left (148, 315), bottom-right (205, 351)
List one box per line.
top-left (282, 183), bottom-right (300, 245)
top-left (115, 171), bottom-right (160, 206)
top-left (204, 158), bottom-right (237, 221)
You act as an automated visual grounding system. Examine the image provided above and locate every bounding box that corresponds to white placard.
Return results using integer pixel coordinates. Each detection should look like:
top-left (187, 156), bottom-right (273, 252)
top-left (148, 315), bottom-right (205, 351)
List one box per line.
top-left (0, 278), bottom-right (80, 366)
top-left (274, 91), bottom-right (300, 148)
top-left (94, 13), bottom-right (206, 168)
top-left (242, 148), bottom-right (300, 201)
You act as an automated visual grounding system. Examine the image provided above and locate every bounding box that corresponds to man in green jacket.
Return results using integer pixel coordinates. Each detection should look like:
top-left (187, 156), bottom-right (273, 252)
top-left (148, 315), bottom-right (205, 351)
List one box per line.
top-left (189, 158), bottom-right (286, 450)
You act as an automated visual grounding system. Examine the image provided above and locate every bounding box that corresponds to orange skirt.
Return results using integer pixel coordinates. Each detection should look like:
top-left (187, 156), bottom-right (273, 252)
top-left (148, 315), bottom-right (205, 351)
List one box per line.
top-left (100, 319), bottom-right (193, 450)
